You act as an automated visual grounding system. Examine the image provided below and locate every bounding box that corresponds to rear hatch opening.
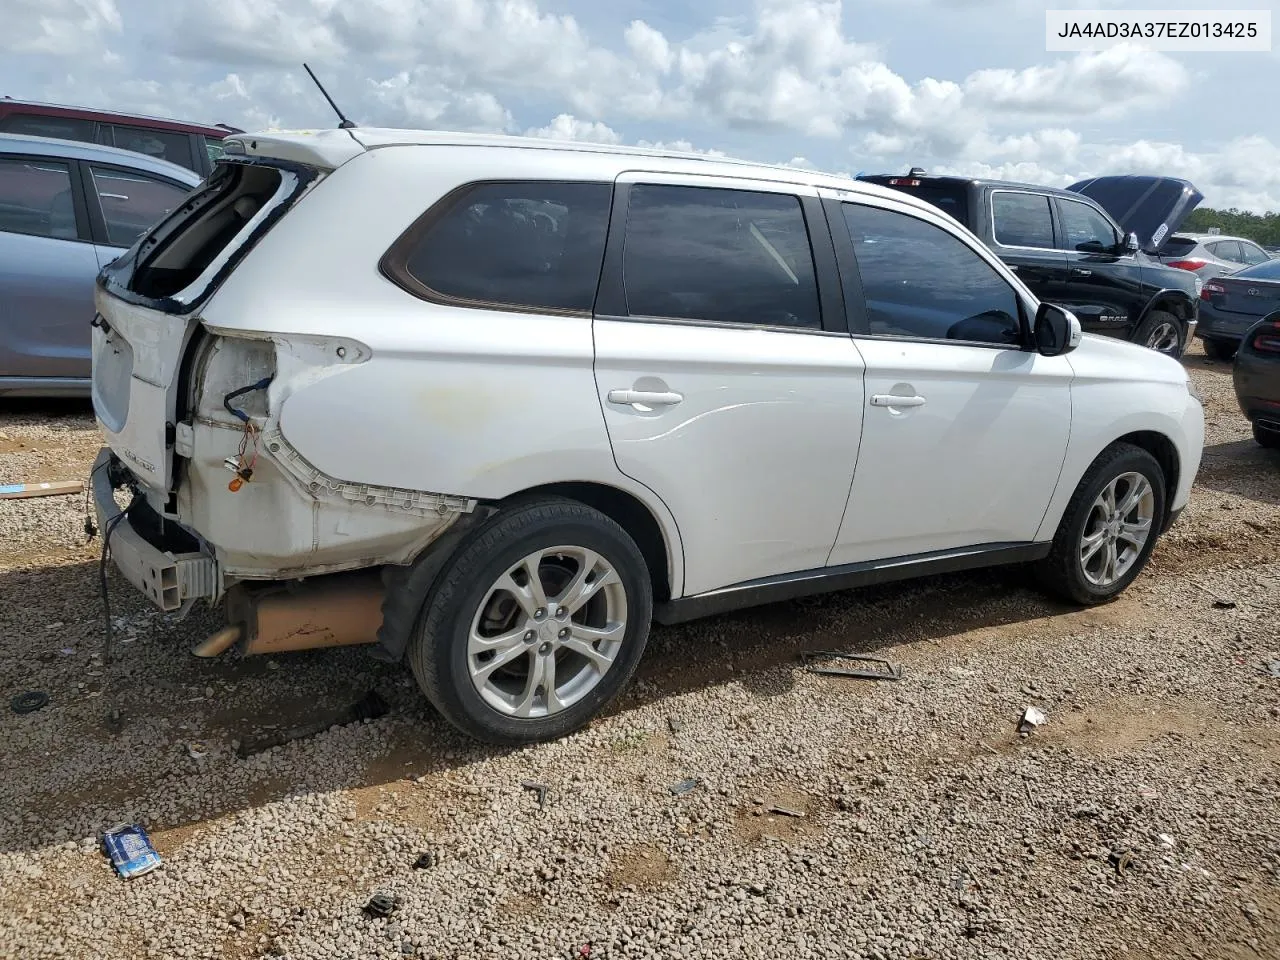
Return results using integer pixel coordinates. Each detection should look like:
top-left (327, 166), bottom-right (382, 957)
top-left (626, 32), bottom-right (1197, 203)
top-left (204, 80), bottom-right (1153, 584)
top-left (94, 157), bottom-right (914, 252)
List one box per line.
top-left (93, 156), bottom-right (322, 497)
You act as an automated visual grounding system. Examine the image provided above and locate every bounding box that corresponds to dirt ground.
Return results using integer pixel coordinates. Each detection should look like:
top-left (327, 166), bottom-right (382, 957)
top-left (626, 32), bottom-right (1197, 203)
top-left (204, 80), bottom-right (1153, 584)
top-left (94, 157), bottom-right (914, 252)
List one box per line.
top-left (0, 338), bottom-right (1277, 960)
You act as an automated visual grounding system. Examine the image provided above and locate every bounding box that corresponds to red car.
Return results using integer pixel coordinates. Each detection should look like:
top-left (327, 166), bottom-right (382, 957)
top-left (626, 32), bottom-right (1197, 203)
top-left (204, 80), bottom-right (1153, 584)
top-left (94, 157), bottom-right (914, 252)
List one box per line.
top-left (0, 98), bottom-right (241, 178)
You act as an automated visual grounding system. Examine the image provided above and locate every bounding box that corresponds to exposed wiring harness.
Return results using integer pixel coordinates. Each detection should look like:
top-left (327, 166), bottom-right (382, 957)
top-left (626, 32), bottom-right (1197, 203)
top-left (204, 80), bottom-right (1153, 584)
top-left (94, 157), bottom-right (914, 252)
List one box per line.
top-left (223, 377), bottom-right (273, 492)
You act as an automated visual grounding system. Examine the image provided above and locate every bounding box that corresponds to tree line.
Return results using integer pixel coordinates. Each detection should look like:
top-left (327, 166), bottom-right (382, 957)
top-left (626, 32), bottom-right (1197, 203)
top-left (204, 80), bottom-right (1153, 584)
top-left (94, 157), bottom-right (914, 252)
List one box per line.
top-left (1183, 207), bottom-right (1280, 247)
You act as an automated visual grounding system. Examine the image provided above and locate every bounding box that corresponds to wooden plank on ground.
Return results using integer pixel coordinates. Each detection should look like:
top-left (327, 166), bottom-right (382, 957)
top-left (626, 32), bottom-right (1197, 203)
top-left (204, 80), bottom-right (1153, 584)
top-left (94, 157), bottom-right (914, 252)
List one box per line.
top-left (0, 480), bottom-right (84, 500)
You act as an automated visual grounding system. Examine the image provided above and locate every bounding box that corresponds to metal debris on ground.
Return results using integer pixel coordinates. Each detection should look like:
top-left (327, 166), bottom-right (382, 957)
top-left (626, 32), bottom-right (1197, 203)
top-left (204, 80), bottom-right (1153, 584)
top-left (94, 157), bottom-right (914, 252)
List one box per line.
top-left (521, 781), bottom-right (549, 810)
top-left (669, 777), bottom-right (702, 796)
top-left (1191, 581), bottom-right (1236, 609)
top-left (364, 891), bottom-right (400, 918)
top-left (800, 651), bottom-right (903, 680)
top-left (412, 850), bottom-right (439, 870)
top-left (768, 805), bottom-right (805, 818)
top-left (1109, 847), bottom-right (1135, 875)
top-left (1017, 706), bottom-right (1048, 736)
top-left (236, 689), bottom-right (389, 758)
top-left (186, 741), bottom-right (209, 760)
top-left (10, 691), bottom-right (49, 714)
top-left (101, 823), bottom-right (163, 879)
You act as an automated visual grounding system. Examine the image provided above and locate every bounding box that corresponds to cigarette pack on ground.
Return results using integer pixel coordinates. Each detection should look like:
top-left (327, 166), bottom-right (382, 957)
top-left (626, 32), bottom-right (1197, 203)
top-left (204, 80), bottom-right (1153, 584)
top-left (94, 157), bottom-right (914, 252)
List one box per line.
top-left (101, 823), bottom-right (163, 879)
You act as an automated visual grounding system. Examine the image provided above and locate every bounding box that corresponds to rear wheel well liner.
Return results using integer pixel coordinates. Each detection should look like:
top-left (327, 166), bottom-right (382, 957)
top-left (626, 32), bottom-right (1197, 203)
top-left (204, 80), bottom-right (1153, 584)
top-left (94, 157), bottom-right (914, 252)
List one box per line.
top-left (503, 482), bottom-right (673, 603)
top-left (1141, 292), bottom-right (1195, 324)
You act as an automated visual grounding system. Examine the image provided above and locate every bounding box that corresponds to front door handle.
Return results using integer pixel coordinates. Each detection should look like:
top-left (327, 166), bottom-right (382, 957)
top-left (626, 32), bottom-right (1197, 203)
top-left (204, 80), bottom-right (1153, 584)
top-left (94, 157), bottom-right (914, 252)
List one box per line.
top-left (608, 389), bottom-right (684, 407)
top-left (1071, 268), bottom-right (1092, 277)
top-left (870, 394), bottom-right (926, 408)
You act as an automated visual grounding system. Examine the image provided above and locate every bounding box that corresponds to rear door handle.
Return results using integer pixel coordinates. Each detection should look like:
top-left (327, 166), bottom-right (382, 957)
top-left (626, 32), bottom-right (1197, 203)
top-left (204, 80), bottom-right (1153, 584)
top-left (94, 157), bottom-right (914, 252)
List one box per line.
top-left (1071, 268), bottom-right (1091, 276)
top-left (870, 394), bottom-right (926, 408)
top-left (607, 389), bottom-right (684, 407)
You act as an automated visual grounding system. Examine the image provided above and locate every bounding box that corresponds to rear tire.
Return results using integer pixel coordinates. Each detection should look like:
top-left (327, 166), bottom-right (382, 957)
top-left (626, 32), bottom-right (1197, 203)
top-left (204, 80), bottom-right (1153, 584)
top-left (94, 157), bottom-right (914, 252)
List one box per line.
top-left (1201, 336), bottom-right (1237, 362)
top-left (408, 497), bottom-right (652, 745)
top-left (1255, 423), bottom-right (1280, 450)
top-left (1134, 310), bottom-right (1186, 358)
top-left (1034, 443), bottom-right (1167, 605)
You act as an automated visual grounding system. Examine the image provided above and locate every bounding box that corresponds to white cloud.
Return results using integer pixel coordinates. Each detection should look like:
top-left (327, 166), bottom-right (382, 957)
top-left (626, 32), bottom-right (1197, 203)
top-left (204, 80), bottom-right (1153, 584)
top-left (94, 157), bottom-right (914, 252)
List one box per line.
top-left (962, 44), bottom-right (1188, 119)
top-left (0, 0), bottom-right (122, 57)
top-left (525, 114), bottom-right (622, 144)
top-left (1, 0), bottom-right (1272, 212)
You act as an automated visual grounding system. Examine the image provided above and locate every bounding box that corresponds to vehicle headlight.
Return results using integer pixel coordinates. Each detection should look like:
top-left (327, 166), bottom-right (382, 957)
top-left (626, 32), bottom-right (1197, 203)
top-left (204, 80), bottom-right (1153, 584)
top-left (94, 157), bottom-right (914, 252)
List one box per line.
top-left (1186, 375), bottom-right (1204, 403)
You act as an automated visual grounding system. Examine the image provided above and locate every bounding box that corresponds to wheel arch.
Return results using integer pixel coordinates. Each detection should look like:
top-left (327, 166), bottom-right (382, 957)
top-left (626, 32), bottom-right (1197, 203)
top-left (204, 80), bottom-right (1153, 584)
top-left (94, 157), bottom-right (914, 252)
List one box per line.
top-left (505, 481), bottom-right (678, 604)
top-left (1139, 289), bottom-right (1196, 325)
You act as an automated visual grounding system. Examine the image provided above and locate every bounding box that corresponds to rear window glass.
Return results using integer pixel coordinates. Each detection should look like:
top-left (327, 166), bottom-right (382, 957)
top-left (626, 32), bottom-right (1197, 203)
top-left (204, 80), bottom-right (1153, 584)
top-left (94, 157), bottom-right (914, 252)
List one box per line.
top-left (862, 179), bottom-right (969, 225)
top-left (0, 113), bottom-right (94, 143)
top-left (1236, 259), bottom-right (1280, 281)
top-left (1161, 236), bottom-right (1198, 257)
top-left (396, 181), bottom-right (613, 313)
top-left (899, 186), bottom-right (968, 224)
top-left (103, 124), bottom-right (195, 171)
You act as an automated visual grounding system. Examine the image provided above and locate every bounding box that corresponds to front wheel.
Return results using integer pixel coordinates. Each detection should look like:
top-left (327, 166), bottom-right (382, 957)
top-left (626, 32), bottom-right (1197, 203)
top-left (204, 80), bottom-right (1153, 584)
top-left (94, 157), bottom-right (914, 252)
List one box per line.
top-left (1034, 443), bottom-right (1167, 605)
top-left (409, 498), bottom-right (653, 745)
top-left (1134, 310), bottom-right (1186, 358)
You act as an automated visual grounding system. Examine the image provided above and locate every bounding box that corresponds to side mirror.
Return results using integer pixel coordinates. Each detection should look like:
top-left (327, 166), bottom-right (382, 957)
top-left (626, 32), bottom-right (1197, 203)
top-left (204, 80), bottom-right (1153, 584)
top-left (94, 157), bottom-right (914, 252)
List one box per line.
top-left (1034, 302), bottom-right (1082, 357)
top-left (1124, 231), bottom-right (1140, 253)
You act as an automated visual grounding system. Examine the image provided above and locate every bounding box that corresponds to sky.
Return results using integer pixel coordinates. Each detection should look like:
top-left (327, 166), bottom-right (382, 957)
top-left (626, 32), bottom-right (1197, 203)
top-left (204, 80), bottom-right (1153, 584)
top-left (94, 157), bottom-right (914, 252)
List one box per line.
top-left (2, 0), bottom-right (1278, 212)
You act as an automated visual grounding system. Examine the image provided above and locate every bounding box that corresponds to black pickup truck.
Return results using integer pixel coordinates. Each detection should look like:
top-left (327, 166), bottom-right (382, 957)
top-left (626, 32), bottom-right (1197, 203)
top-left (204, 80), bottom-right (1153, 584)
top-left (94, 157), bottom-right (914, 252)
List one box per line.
top-left (857, 171), bottom-right (1202, 357)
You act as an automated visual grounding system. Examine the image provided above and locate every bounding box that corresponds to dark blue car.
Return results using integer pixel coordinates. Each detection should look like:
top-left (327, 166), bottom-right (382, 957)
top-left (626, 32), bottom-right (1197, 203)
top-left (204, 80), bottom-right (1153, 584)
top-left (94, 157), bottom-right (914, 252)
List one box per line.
top-left (1198, 258), bottom-right (1280, 361)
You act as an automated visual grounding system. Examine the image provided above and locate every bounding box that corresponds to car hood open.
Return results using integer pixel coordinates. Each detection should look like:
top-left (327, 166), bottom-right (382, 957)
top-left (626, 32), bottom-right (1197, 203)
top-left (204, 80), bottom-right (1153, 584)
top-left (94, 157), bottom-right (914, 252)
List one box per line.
top-left (1065, 175), bottom-right (1203, 254)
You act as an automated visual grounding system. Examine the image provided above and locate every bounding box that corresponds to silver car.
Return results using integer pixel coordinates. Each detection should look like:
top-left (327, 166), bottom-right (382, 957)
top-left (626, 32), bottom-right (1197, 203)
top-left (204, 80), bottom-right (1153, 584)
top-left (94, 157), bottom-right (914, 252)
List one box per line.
top-left (1159, 232), bottom-right (1273, 281)
top-left (0, 133), bottom-right (200, 396)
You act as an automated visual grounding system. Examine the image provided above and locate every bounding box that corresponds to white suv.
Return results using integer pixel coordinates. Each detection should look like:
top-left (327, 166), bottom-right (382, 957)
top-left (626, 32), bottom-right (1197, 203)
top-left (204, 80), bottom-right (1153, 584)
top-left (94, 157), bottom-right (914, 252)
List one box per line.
top-left (90, 129), bottom-right (1205, 744)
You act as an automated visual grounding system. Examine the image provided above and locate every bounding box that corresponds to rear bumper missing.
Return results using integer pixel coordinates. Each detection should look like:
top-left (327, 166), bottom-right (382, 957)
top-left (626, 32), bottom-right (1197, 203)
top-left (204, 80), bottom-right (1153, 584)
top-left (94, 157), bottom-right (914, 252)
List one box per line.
top-left (92, 448), bottom-right (220, 611)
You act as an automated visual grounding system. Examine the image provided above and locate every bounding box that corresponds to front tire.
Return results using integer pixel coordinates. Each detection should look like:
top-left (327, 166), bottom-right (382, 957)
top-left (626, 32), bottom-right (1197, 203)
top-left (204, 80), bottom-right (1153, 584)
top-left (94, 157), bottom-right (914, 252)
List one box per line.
top-left (1134, 310), bottom-right (1186, 358)
top-left (1035, 443), bottom-right (1167, 605)
top-left (409, 498), bottom-right (653, 745)
top-left (1201, 336), bottom-right (1237, 362)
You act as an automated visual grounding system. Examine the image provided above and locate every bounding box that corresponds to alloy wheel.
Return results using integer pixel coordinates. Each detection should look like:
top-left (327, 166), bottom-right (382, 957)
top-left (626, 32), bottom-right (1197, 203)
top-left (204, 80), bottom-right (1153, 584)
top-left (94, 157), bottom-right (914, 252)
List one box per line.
top-left (1078, 472), bottom-right (1155, 587)
top-left (1144, 322), bottom-right (1180, 354)
top-left (467, 546), bottom-right (627, 718)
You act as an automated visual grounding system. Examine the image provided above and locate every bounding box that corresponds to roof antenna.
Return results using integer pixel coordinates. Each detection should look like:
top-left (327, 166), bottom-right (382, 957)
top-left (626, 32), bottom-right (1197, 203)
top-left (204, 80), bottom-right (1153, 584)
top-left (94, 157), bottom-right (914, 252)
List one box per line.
top-left (302, 63), bottom-right (356, 129)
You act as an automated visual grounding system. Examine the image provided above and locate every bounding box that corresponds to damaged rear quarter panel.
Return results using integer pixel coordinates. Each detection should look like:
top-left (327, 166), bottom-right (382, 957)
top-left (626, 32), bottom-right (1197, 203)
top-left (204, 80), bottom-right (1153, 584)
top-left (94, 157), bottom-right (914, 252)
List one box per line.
top-left (180, 331), bottom-right (466, 578)
top-left (189, 147), bottom-right (685, 591)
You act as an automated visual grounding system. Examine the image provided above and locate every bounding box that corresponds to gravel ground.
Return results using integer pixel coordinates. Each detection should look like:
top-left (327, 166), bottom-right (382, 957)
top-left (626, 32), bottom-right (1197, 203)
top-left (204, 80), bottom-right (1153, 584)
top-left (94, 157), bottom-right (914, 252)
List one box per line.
top-left (1, 340), bottom-right (1277, 960)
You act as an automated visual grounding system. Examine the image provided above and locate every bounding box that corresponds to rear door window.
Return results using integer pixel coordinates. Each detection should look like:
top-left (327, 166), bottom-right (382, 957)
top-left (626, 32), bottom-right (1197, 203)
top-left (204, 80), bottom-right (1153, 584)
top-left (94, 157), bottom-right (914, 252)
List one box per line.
top-left (841, 202), bottom-right (1022, 346)
top-left (620, 183), bottom-right (821, 329)
top-left (88, 165), bottom-right (190, 247)
top-left (394, 181), bottom-right (613, 313)
top-left (103, 124), bottom-right (195, 171)
top-left (992, 192), bottom-right (1055, 249)
top-left (1058, 198), bottom-right (1120, 252)
top-left (0, 113), bottom-right (95, 143)
top-left (0, 158), bottom-right (79, 240)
